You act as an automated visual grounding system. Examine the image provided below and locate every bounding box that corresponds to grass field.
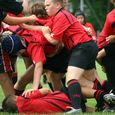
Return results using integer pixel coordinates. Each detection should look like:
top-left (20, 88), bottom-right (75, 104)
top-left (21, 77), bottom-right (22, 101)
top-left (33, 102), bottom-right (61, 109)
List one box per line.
top-left (0, 58), bottom-right (114, 115)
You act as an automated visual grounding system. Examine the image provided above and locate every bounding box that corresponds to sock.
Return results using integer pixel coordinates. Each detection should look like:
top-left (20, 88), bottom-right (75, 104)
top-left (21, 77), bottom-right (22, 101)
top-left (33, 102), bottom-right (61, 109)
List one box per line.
top-left (48, 82), bottom-right (54, 91)
top-left (94, 90), bottom-right (106, 110)
top-left (61, 77), bottom-right (66, 87)
top-left (93, 78), bottom-right (103, 90)
top-left (12, 72), bottom-right (17, 85)
top-left (94, 90), bottom-right (106, 102)
top-left (81, 95), bottom-right (87, 112)
top-left (67, 79), bottom-right (81, 109)
top-left (102, 80), bottom-right (113, 93)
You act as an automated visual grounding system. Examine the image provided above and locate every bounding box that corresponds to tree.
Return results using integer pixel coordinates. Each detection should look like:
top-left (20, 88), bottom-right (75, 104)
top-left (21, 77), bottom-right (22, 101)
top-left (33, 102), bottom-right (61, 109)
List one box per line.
top-left (69, 0), bottom-right (114, 33)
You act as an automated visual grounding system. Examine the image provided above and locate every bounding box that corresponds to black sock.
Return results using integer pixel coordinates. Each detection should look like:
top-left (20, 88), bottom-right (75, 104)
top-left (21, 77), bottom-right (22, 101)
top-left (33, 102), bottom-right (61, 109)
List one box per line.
top-left (94, 90), bottom-right (106, 102)
top-left (48, 82), bottom-right (54, 91)
top-left (67, 79), bottom-right (81, 109)
top-left (93, 78), bottom-right (103, 90)
top-left (61, 77), bottom-right (66, 87)
top-left (102, 80), bottom-right (113, 93)
top-left (94, 90), bottom-right (106, 109)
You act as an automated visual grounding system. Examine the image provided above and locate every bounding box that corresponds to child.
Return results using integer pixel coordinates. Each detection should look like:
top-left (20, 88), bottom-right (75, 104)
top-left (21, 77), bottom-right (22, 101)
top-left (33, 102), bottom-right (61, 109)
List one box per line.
top-left (8, 3), bottom-right (63, 96)
top-left (0, 1), bottom-right (37, 97)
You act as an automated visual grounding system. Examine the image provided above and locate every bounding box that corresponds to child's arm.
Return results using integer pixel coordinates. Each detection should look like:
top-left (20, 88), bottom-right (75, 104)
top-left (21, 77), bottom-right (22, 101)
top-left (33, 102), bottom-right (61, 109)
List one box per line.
top-left (3, 14), bottom-right (37, 25)
top-left (24, 88), bottom-right (51, 99)
top-left (42, 26), bottom-right (59, 45)
top-left (22, 61), bottom-right (43, 97)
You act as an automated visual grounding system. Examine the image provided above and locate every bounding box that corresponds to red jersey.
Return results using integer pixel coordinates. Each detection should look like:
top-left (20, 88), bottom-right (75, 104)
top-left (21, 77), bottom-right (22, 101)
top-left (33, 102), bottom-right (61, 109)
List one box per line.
top-left (36, 17), bottom-right (52, 26)
top-left (18, 17), bottom-right (55, 64)
top-left (19, 29), bottom-right (56, 63)
top-left (97, 9), bottom-right (115, 49)
top-left (17, 90), bottom-right (71, 114)
top-left (5, 17), bottom-right (55, 64)
top-left (51, 9), bottom-right (92, 50)
top-left (84, 22), bottom-right (97, 41)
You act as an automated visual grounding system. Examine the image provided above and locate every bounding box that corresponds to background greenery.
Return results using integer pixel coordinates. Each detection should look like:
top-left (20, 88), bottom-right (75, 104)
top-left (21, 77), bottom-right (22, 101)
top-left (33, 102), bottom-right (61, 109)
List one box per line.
top-left (69, 0), bottom-right (114, 33)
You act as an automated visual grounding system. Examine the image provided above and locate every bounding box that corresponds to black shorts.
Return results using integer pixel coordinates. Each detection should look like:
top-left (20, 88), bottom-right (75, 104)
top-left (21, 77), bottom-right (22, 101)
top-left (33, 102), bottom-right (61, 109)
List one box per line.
top-left (68, 40), bottom-right (98, 69)
top-left (104, 43), bottom-right (115, 57)
top-left (43, 47), bottom-right (70, 73)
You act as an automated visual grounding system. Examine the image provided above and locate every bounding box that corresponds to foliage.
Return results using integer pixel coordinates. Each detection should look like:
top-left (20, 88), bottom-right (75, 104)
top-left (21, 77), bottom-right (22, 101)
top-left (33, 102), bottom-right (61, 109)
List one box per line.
top-left (70, 0), bottom-right (114, 33)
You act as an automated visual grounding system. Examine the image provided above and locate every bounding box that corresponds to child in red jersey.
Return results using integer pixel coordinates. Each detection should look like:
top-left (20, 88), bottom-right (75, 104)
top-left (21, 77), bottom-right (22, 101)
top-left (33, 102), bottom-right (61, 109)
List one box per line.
top-left (3, 86), bottom-right (101, 114)
top-left (41, 0), bottom-right (99, 114)
top-left (8, 3), bottom-right (64, 96)
top-left (96, 0), bottom-right (115, 94)
top-left (0, 1), bottom-right (37, 97)
top-left (75, 10), bottom-right (97, 41)
top-left (2, 87), bottom-right (72, 114)
top-left (3, 86), bottom-right (115, 114)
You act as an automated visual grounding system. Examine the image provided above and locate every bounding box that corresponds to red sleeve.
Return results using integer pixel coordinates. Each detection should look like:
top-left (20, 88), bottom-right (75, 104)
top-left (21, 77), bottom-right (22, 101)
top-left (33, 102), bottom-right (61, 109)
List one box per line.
top-left (97, 29), bottom-right (108, 49)
top-left (97, 13), bottom-right (113, 49)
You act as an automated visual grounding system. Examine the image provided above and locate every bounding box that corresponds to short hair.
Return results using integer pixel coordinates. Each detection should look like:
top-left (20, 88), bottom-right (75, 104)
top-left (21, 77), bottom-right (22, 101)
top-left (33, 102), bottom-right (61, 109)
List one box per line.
top-left (30, 3), bottom-right (48, 18)
top-left (51, 0), bottom-right (66, 7)
top-left (75, 10), bottom-right (86, 23)
top-left (2, 95), bottom-right (18, 113)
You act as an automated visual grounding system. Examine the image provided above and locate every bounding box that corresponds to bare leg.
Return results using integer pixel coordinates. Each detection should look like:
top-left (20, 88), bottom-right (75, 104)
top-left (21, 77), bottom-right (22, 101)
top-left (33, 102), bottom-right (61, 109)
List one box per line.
top-left (0, 73), bottom-right (14, 97)
top-left (14, 64), bottom-right (34, 90)
top-left (22, 56), bottom-right (32, 69)
top-left (45, 70), bottom-right (64, 90)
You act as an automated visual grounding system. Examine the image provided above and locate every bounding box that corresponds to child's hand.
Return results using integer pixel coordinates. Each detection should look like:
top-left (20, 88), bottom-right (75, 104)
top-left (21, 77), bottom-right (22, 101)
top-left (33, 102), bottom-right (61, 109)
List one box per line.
top-left (27, 15), bottom-right (38, 22)
top-left (106, 35), bottom-right (115, 43)
top-left (86, 27), bottom-right (92, 35)
top-left (83, 26), bottom-right (92, 36)
top-left (42, 26), bottom-right (51, 35)
top-left (22, 88), bottom-right (36, 97)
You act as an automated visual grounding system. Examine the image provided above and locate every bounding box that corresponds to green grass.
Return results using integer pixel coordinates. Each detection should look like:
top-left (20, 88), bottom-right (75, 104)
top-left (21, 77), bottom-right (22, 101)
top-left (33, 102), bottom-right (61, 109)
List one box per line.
top-left (0, 59), bottom-right (114, 115)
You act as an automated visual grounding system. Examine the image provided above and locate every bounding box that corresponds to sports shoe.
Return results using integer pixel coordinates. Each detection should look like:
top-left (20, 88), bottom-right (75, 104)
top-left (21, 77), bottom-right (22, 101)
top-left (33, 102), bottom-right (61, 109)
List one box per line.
top-left (65, 107), bottom-right (82, 114)
top-left (103, 105), bottom-right (115, 113)
top-left (104, 93), bottom-right (115, 104)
